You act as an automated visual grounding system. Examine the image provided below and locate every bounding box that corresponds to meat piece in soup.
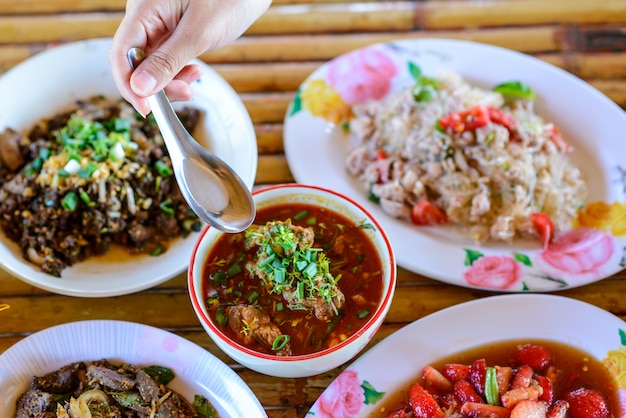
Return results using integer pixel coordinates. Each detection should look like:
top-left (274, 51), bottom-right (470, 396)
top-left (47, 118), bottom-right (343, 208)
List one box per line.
top-left (203, 203), bottom-right (384, 356)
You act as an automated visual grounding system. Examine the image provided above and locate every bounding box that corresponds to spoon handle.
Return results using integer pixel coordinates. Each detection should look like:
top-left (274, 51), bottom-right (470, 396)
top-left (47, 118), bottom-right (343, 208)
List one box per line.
top-left (126, 48), bottom-right (193, 161)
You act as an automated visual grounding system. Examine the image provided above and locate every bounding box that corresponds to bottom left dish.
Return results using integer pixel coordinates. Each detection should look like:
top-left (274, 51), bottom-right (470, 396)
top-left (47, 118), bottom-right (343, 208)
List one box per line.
top-left (0, 319), bottom-right (266, 418)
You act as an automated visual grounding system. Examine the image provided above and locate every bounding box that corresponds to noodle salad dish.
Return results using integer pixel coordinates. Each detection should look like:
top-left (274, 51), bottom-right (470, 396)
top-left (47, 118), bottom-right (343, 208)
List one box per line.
top-left (284, 38), bottom-right (626, 292)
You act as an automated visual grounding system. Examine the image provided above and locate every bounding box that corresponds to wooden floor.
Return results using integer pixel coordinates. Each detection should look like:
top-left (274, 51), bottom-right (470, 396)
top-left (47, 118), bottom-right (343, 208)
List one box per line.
top-left (1, 1), bottom-right (626, 417)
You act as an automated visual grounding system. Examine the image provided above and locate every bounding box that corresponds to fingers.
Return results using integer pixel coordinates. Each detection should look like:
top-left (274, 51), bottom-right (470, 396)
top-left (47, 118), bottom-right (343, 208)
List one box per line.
top-left (109, 0), bottom-right (273, 115)
top-left (163, 64), bottom-right (204, 102)
top-left (108, 2), bottom-right (150, 115)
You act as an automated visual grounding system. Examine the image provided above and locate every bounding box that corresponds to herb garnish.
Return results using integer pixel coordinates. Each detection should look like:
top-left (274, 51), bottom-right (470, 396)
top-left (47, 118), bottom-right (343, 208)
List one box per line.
top-left (245, 220), bottom-right (341, 312)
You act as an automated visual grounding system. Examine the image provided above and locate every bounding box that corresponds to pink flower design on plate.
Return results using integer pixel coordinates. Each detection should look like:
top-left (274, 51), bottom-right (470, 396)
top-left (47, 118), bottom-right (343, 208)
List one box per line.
top-left (540, 227), bottom-right (615, 276)
top-left (327, 47), bottom-right (397, 105)
top-left (315, 369), bottom-right (364, 418)
top-left (464, 255), bottom-right (521, 290)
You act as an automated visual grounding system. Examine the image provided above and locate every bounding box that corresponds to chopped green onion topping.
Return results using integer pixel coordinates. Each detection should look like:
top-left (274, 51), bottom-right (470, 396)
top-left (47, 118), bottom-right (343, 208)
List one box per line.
top-left (247, 290), bottom-right (260, 303)
top-left (77, 161), bottom-right (99, 179)
top-left (150, 245), bottom-right (165, 256)
top-left (61, 192), bottom-right (78, 211)
top-left (357, 309), bottom-right (370, 319)
top-left (212, 270), bottom-right (227, 286)
top-left (227, 263), bottom-right (242, 277)
top-left (155, 160), bottom-right (173, 177)
top-left (293, 210), bottom-right (308, 221)
top-left (79, 191), bottom-right (95, 207)
top-left (215, 306), bottom-right (229, 327)
top-left (272, 334), bottom-right (290, 351)
top-left (159, 199), bottom-right (175, 215)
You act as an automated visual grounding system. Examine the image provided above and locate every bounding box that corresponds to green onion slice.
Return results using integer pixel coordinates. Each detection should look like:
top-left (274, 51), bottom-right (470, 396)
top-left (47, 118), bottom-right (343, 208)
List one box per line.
top-left (155, 160), bottom-right (173, 177)
top-left (485, 366), bottom-right (500, 405)
top-left (61, 192), bottom-right (78, 211)
top-left (272, 334), bottom-right (290, 351)
top-left (293, 210), bottom-right (308, 221)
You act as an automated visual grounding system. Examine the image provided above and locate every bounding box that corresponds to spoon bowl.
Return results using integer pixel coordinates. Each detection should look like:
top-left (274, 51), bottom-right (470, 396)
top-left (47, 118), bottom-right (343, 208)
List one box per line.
top-left (127, 47), bottom-right (255, 233)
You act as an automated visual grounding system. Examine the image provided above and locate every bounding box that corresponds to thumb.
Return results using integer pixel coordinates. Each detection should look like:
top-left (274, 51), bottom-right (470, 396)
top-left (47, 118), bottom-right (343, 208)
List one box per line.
top-left (130, 36), bottom-right (198, 97)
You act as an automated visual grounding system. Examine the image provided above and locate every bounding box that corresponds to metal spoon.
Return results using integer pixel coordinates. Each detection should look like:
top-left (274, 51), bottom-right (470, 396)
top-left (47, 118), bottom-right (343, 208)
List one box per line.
top-left (127, 47), bottom-right (255, 233)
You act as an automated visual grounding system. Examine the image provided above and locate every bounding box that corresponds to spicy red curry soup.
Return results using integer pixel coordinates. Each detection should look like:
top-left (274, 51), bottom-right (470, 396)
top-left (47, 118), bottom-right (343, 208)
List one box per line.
top-left (201, 202), bottom-right (384, 356)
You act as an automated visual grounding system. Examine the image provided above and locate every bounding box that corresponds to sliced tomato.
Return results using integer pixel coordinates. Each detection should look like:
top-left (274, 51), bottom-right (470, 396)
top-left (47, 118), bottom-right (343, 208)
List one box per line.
top-left (411, 201), bottom-right (448, 226)
top-left (438, 105), bottom-right (490, 133)
top-left (530, 212), bottom-right (554, 250)
top-left (375, 149), bottom-right (388, 160)
top-left (488, 107), bottom-right (517, 131)
top-left (409, 382), bottom-right (445, 418)
top-left (545, 125), bottom-right (571, 152)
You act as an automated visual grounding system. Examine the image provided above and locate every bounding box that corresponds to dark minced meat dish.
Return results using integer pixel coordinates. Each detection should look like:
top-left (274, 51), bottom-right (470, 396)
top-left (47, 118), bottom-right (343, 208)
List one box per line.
top-left (14, 359), bottom-right (218, 417)
top-left (0, 96), bottom-right (202, 276)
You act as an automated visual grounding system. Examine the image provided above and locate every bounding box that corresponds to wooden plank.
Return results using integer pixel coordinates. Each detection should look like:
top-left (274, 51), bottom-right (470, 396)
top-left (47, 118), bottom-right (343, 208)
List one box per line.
top-left (418, 0), bottom-right (626, 30)
top-left (255, 123), bottom-right (285, 154)
top-left (202, 26), bottom-right (563, 64)
top-left (253, 2), bottom-right (416, 34)
top-left (0, 13), bottom-right (120, 43)
top-left (0, 0), bottom-right (124, 14)
top-left (241, 91), bottom-right (294, 124)
top-left (0, 0), bottom-right (389, 15)
top-left (213, 62), bottom-right (319, 93)
top-left (256, 154), bottom-right (294, 184)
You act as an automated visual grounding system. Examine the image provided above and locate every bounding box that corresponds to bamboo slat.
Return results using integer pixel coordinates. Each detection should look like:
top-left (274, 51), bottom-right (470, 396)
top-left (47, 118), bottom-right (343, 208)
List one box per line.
top-left (418, 0), bottom-right (626, 30)
top-left (0, 13), bottom-right (120, 43)
top-left (202, 27), bottom-right (562, 64)
top-left (0, 0), bottom-right (390, 15)
top-left (253, 2), bottom-right (416, 34)
top-left (0, 0), bottom-right (124, 14)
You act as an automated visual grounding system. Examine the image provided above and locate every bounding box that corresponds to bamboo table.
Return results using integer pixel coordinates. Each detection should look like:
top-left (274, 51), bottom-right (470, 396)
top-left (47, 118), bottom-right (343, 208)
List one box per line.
top-left (1, 1), bottom-right (626, 417)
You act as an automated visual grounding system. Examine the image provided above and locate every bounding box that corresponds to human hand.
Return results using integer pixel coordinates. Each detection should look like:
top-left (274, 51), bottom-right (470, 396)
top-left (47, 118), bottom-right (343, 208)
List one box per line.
top-left (109, 0), bottom-right (271, 116)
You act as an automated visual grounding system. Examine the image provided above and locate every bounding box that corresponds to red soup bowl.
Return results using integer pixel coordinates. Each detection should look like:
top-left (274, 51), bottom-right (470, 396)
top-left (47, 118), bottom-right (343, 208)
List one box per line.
top-left (188, 184), bottom-right (397, 378)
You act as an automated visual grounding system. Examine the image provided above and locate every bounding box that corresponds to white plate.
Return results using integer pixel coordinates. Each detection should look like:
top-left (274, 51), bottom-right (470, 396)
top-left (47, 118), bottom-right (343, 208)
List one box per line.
top-left (0, 320), bottom-right (266, 417)
top-left (307, 294), bottom-right (626, 417)
top-left (284, 38), bottom-right (626, 291)
top-left (0, 38), bottom-right (257, 297)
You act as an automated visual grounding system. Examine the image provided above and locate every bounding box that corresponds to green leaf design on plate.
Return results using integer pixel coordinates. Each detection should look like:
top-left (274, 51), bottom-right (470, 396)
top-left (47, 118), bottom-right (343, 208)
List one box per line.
top-left (408, 62), bottom-right (422, 80)
top-left (362, 380), bottom-right (385, 405)
top-left (522, 282), bottom-right (529, 291)
top-left (619, 328), bottom-right (626, 346)
top-left (513, 253), bottom-right (532, 267)
top-left (464, 249), bottom-right (484, 266)
top-left (289, 89), bottom-right (303, 116)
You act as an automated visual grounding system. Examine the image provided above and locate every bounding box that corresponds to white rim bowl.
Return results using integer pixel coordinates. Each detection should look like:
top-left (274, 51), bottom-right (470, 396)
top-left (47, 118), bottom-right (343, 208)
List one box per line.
top-left (188, 184), bottom-right (397, 378)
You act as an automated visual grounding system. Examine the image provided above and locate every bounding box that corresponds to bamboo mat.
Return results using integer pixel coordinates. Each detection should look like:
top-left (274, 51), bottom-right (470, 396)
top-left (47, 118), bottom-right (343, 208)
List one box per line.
top-left (1, 1), bottom-right (626, 417)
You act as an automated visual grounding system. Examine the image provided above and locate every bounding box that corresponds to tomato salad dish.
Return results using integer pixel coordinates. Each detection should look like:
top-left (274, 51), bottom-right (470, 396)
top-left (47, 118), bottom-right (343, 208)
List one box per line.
top-left (345, 72), bottom-right (587, 249)
top-left (0, 96), bottom-right (201, 277)
top-left (202, 202), bottom-right (384, 357)
top-left (379, 340), bottom-right (618, 418)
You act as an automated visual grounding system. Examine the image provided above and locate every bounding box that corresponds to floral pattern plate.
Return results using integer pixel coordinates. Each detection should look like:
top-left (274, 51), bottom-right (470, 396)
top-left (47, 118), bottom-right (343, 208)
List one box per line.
top-left (307, 294), bottom-right (626, 417)
top-left (0, 319), bottom-right (266, 417)
top-left (283, 38), bottom-right (626, 291)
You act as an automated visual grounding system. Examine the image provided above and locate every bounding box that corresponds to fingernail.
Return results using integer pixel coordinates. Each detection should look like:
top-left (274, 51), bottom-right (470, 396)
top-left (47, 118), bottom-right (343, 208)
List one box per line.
top-left (132, 70), bottom-right (157, 96)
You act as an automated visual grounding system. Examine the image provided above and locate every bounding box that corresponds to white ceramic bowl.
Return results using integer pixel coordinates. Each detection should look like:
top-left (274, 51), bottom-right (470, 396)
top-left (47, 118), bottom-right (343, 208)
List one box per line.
top-left (0, 320), bottom-right (266, 417)
top-left (188, 184), bottom-right (397, 378)
top-left (0, 38), bottom-right (257, 297)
